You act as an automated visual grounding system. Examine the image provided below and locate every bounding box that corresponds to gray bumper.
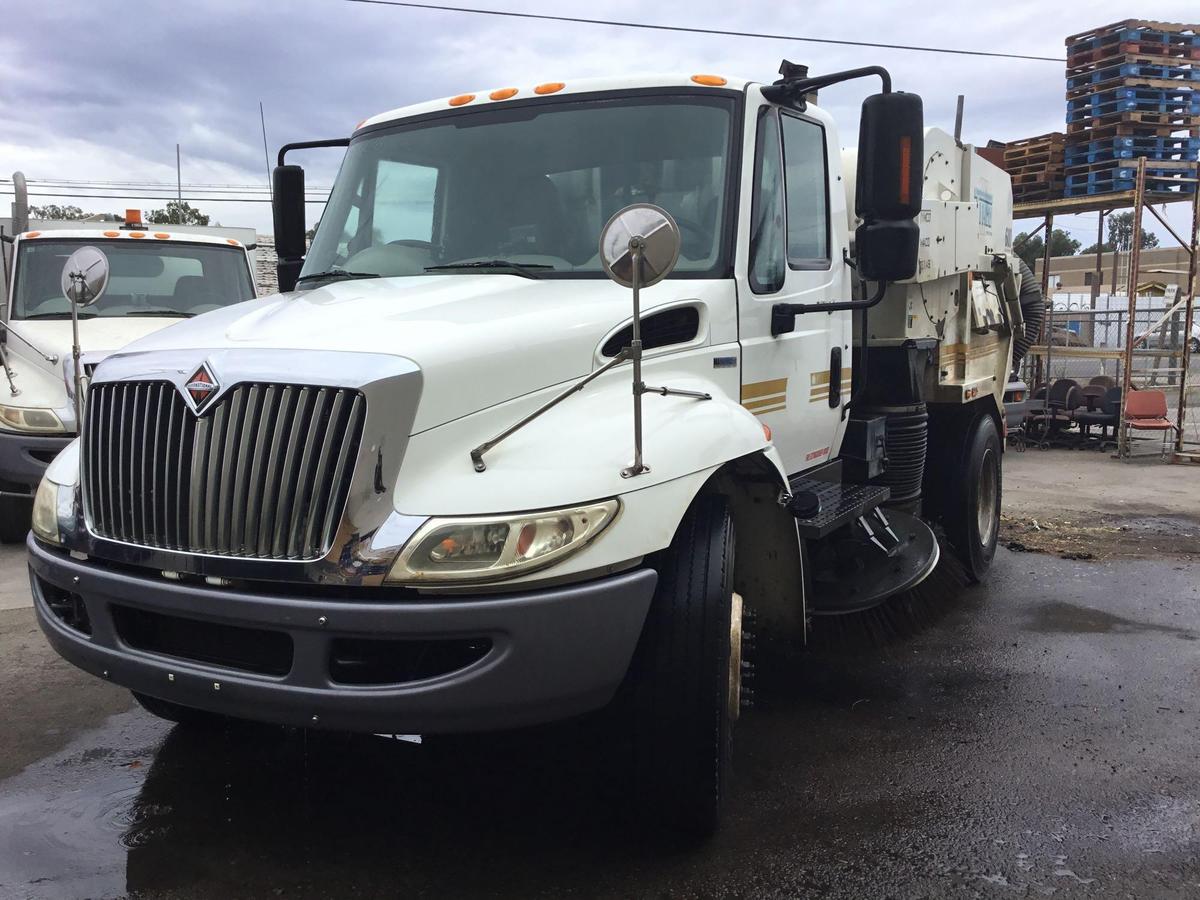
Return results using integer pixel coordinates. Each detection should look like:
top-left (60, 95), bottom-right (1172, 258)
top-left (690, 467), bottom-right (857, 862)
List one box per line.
top-left (0, 430), bottom-right (71, 496)
top-left (28, 536), bottom-right (656, 734)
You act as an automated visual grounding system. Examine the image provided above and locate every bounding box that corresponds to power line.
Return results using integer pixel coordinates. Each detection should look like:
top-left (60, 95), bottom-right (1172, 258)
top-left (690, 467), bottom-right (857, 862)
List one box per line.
top-left (344, 0), bottom-right (1065, 62)
top-left (0, 190), bottom-right (328, 205)
top-left (1, 178), bottom-right (332, 192)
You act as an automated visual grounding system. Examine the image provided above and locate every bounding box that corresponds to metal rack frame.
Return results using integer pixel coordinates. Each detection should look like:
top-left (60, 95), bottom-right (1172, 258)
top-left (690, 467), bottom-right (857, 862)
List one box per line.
top-left (1013, 158), bottom-right (1200, 460)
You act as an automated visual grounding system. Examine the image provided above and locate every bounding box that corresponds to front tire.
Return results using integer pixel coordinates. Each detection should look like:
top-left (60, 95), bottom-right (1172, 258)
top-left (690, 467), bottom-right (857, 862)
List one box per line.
top-left (940, 413), bottom-right (1002, 582)
top-left (0, 496), bottom-right (32, 544)
top-left (622, 494), bottom-right (739, 837)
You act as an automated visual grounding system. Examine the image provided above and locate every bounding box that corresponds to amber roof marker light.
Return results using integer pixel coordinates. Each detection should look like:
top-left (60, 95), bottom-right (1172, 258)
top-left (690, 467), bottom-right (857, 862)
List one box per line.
top-left (533, 82), bottom-right (565, 95)
top-left (691, 74), bottom-right (727, 86)
top-left (490, 87), bottom-right (518, 101)
top-left (448, 93), bottom-right (476, 106)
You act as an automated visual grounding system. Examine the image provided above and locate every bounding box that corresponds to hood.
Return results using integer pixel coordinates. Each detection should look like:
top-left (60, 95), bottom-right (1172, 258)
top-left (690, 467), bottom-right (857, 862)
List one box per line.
top-left (6, 317), bottom-right (182, 374)
top-left (113, 274), bottom-right (731, 432)
top-left (2, 317), bottom-right (187, 416)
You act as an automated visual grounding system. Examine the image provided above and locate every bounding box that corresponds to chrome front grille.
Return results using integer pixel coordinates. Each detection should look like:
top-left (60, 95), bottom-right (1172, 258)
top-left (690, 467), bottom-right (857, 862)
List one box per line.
top-left (83, 380), bottom-right (366, 560)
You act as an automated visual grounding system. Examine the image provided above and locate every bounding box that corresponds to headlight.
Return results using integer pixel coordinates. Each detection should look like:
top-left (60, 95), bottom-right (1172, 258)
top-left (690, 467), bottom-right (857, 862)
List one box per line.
top-left (0, 405), bottom-right (66, 434)
top-left (31, 477), bottom-right (64, 544)
top-left (387, 500), bottom-right (620, 584)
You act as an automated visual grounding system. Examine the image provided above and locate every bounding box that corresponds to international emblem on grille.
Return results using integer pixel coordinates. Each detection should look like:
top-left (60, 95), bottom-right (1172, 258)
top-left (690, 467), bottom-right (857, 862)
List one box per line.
top-left (184, 364), bottom-right (218, 410)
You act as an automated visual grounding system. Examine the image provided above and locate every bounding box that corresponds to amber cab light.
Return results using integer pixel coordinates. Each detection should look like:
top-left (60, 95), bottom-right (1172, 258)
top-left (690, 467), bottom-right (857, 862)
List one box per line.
top-left (448, 94), bottom-right (475, 107)
top-left (691, 74), bottom-right (727, 86)
top-left (533, 82), bottom-right (565, 95)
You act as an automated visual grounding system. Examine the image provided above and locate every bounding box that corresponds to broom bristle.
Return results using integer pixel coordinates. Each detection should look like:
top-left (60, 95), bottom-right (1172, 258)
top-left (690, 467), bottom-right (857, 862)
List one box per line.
top-left (807, 538), bottom-right (970, 650)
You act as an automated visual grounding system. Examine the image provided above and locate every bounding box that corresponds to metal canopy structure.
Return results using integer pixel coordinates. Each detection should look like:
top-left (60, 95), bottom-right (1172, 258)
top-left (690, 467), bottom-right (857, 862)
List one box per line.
top-left (1013, 158), bottom-right (1200, 460)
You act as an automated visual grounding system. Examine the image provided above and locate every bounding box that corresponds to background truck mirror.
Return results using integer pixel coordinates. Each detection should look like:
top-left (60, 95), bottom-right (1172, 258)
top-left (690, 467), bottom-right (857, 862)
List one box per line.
top-left (272, 164), bottom-right (307, 288)
top-left (855, 92), bottom-right (924, 222)
top-left (855, 219), bottom-right (919, 282)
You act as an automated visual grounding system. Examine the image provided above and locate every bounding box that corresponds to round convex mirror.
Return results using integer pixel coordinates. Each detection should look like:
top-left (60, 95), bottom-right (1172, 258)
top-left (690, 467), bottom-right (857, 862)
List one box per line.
top-left (599, 204), bottom-right (681, 289)
top-left (60, 245), bottom-right (110, 307)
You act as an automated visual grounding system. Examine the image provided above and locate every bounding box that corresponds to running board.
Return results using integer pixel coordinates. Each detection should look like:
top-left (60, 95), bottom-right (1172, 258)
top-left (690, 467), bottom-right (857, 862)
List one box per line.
top-left (784, 476), bottom-right (891, 540)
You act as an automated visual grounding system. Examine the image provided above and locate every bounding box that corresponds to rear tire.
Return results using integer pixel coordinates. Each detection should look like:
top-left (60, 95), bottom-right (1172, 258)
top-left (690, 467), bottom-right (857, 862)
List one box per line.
top-left (132, 692), bottom-right (231, 728)
top-left (0, 496), bottom-right (32, 544)
top-left (622, 494), bottom-right (739, 837)
top-left (938, 413), bottom-right (1002, 582)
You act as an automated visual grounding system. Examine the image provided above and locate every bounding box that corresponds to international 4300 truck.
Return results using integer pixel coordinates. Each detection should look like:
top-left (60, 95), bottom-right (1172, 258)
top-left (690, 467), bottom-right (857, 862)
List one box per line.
top-left (0, 213), bottom-right (257, 541)
top-left (28, 65), bottom-right (1039, 833)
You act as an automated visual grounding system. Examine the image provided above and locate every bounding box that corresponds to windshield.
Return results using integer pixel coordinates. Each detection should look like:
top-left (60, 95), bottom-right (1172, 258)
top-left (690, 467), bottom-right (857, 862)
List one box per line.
top-left (302, 92), bottom-right (736, 283)
top-left (10, 239), bottom-right (255, 320)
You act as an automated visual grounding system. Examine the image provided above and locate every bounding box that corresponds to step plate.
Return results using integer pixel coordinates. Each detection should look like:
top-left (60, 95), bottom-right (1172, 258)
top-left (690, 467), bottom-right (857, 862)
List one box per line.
top-left (786, 477), bottom-right (891, 540)
top-left (807, 508), bottom-right (941, 615)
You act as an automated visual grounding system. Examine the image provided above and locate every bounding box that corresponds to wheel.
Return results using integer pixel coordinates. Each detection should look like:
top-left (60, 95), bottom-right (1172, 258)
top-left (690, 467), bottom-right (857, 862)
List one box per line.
top-left (621, 494), bottom-right (740, 837)
top-left (938, 413), bottom-right (1002, 582)
top-left (0, 496), bottom-right (32, 543)
top-left (132, 692), bottom-right (231, 728)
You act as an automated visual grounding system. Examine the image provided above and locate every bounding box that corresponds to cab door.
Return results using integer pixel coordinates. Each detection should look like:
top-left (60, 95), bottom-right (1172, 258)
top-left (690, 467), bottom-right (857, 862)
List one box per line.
top-left (736, 95), bottom-right (852, 475)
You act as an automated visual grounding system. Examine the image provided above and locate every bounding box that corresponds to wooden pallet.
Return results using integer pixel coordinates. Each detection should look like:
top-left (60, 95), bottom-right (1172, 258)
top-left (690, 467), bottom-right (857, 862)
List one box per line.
top-left (1067, 76), bottom-right (1200, 102)
top-left (1004, 132), bottom-right (1066, 153)
top-left (1066, 19), bottom-right (1200, 46)
top-left (1004, 151), bottom-right (1063, 169)
top-left (1066, 51), bottom-right (1199, 80)
top-left (1068, 110), bottom-right (1200, 134)
top-left (1066, 119), bottom-right (1200, 143)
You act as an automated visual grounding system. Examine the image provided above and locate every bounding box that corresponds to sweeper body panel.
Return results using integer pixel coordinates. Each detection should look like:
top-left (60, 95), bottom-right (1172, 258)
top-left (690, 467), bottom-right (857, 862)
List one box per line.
top-left (27, 68), bottom-right (1025, 833)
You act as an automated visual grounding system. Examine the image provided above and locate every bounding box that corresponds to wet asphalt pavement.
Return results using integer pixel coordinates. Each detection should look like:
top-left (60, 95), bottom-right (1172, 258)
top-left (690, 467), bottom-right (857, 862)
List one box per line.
top-left (1, 546), bottom-right (1199, 899)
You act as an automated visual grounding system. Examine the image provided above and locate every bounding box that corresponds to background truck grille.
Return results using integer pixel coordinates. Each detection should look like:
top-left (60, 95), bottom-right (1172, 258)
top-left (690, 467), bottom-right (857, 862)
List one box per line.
top-left (83, 381), bottom-right (365, 560)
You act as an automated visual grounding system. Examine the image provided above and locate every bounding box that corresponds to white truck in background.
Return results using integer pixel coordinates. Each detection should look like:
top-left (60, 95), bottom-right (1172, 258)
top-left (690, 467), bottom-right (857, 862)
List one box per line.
top-left (28, 65), bottom-right (1040, 833)
top-left (0, 211), bottom-right (257, 540)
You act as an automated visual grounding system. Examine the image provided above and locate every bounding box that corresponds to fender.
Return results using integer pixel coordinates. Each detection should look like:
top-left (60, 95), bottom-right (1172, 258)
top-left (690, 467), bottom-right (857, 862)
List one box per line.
top-left (392, 346), bottom-right (790, 587)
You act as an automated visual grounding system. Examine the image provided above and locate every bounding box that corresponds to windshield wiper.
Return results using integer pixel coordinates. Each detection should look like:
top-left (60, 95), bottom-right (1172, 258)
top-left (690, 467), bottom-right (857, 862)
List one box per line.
top-left (122, 310), bottom-right (196, 318)
top-left (296, 268), bottom-right (381, 285)
top-left (21, 312), bottom-right (99, 320)
top-left (425, 260), bottom-right (552, 279)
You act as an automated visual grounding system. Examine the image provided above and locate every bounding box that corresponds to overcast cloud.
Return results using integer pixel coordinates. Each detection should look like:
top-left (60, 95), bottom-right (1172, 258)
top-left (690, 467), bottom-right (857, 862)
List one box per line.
top-left (2, 0), bottom-right (1197, 243)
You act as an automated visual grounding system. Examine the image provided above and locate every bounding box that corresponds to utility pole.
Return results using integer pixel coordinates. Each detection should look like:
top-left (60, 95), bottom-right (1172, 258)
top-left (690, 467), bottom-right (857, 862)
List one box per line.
top-left (176, 144), bottom-right (182, 202)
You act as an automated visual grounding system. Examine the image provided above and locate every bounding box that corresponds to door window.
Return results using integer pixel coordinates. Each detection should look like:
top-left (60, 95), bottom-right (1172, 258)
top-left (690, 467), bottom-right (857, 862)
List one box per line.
top-left (748, 109), bottom-right (786, 294)
top-left (780, 115), bottom-right (830, 267)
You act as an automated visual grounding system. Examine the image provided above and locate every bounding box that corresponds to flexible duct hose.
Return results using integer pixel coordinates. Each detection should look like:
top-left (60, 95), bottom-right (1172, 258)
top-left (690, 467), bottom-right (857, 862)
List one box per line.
top-left (1011, 259), bottom-right (1045, 368)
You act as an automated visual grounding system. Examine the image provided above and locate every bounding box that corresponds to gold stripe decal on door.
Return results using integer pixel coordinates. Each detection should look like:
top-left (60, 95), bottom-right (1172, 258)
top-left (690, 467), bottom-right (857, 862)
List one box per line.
top-left (741, 378), bottom-right (787, 415)
top-left (809, 370), bottom-right (851, 402)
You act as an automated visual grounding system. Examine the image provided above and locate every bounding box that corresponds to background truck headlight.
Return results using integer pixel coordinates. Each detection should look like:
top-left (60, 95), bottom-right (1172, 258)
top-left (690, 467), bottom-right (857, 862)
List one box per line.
top-left (31, 476), bottom-right (65, 544)
top-left (0, 405), bottom-right (66, 433)
top-left (387, 500), bottom-right (620, 584)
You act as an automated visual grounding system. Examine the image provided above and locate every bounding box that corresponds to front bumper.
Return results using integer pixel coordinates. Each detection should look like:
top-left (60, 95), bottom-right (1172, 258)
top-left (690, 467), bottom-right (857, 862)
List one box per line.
top-left (29, 536), bottom-right (657, 733)
top-left (0, 430), bottom-right (71, 496)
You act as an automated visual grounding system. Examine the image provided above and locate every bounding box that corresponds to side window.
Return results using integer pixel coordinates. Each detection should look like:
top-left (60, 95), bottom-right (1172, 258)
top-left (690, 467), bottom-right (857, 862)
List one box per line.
top-left (372, 160), bottom-right (438, 245)
top-left (748, 109), bottom-right (786, 294)
top-left (780, 115), bottom-right (830, 266)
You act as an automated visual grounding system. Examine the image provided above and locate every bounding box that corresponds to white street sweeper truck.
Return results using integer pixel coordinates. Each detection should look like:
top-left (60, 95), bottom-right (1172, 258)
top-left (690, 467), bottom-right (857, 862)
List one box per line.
top-left (28, 63), bottom-right (1039, 833)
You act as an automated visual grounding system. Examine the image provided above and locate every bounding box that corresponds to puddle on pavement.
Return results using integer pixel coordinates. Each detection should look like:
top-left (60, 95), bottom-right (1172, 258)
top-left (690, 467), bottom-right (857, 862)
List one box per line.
top-left (1024, 600), bottom-right (1198, 640)
top-left (0, 708), bottom-right (689, 898)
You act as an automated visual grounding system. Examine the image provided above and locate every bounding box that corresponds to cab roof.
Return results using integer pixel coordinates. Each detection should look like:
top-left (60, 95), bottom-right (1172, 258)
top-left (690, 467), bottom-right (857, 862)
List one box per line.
top-left (356, 73), bottom-right (752, 133)
top-left (15, 228), bottom-right (248, 248)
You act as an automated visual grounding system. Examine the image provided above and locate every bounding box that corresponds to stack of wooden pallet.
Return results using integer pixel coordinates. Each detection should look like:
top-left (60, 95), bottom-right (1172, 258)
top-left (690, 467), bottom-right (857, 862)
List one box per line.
top-left (1064, 19), bottom-right (1200, 197)
top-left (1001, 132), bottom-right (1065, 203)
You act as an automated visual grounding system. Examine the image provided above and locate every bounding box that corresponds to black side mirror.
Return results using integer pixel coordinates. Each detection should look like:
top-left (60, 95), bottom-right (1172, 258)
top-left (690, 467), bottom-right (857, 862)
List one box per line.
top-left (272, 164), bottom-right (306, 292)
top-left (855, 92), bottom-right (923, 281)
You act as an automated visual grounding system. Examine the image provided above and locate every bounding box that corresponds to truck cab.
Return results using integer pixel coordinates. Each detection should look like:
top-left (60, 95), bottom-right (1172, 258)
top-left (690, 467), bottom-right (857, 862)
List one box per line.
top-left (27, 69), bottom-right (1029, 833)
top-left (0, 219), bottom-right (257, 540)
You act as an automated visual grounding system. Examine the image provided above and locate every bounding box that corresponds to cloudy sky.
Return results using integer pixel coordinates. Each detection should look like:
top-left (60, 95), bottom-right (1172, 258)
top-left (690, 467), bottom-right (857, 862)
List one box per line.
top-left (2, 0), bottom-right (1197, 246)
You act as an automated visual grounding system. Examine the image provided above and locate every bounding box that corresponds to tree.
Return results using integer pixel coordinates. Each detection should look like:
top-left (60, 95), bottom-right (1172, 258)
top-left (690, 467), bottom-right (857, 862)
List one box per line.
top-left (1080, 240), bottom-right (1115, 256)
top-left (1106, 211), bottom-right (1158, 252)
top-left (28, 204), bottom-right (88, 220)
top-left (1013, 228), bottom-right (1081, 270)
top-left (148, 200), bottom-right (210, 226)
